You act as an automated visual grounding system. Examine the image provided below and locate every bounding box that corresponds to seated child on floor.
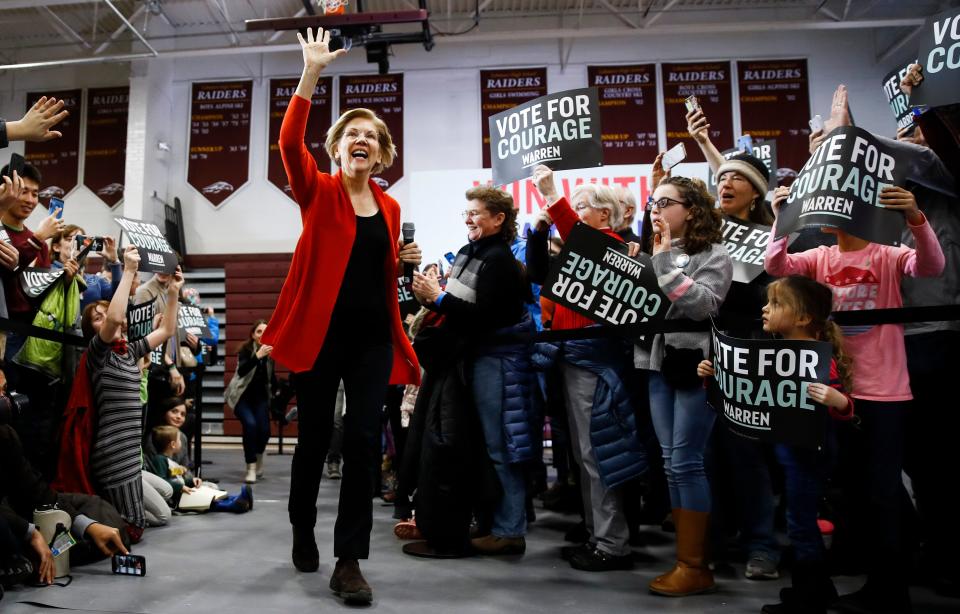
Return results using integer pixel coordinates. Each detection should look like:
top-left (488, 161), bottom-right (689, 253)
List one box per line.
top-left (146, 426), bottom-right (253, 514)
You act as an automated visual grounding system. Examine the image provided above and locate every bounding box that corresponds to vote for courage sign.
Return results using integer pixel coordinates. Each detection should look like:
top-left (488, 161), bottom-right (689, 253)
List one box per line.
top-left (488, 88), bottom-right (603, 186)
top-left (708, 327), bottom-right (833, 448)
top-left (775, 126), bottom-right (909, 246)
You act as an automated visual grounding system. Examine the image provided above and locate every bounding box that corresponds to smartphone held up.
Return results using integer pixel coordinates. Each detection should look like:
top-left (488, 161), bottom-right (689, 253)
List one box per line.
top-left (661, 142), bottom-right (686, 171)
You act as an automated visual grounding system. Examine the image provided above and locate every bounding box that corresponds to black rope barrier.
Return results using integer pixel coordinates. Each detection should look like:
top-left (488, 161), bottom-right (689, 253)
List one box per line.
top-left (0, 316), bottom-right (87, 347)
top-left (3, 304), bottom-right (960, 352)
top-left (485, 304), bottom-right (960, 345)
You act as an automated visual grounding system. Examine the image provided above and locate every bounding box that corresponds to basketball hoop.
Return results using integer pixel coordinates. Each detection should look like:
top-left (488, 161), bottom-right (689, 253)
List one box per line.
top-left (319, 0), bottom-right (348, 15)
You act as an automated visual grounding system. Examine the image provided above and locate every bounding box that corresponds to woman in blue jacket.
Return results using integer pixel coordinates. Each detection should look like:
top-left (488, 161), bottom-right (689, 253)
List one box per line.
top-left (411, 185), bottom-right (537, 556)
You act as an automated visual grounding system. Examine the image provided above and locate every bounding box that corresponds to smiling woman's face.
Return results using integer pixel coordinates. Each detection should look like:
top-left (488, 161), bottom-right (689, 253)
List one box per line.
top-left (336, 118), bottom-right (380, 176)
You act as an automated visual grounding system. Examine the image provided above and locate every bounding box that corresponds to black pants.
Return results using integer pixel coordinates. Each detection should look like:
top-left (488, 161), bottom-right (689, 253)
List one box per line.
top-left (288, 336), bottom-right (393, 560)
top-left (7, 364), bottom-right (62, 482)
top-left (905, 331), bottom-right (960, 571)
top-left (836, 399), bottom-right (909, 582)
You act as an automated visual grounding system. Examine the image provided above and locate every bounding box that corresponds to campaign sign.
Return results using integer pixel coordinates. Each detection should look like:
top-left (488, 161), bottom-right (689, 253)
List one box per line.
top-left (776, 126), bottom-right (908, 246)
top-left (542, 224), bottom-right (669, 348)
top-left (882, 61), bottom-right (917, 132)
top-left (397, 276), bottom-right (419, 319)
top-left (149, 346), bottom-right (163, 366)
top-left (126, 301), bottom-right (155, 342)
top-left (177, 304), bottom-right (212, 339)
top-left (909, 7), bottom-right (960, 109)
top-left (19, 267), bottom-right (65, 300)
top-left (489, 88), bottom-right (603, 186)
top-left (720, 217), bottom-right (784, 284)
top-left (708, 327), bottom-right (832, 448)
top-left (707, 140), bottom-right (778, 195)
top-left (114, 217), bottom-right (178, 273)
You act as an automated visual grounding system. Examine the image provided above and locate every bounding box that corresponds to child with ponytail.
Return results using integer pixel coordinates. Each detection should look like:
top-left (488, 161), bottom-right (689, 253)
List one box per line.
top-left (699, 275), bottom-right (854, 614)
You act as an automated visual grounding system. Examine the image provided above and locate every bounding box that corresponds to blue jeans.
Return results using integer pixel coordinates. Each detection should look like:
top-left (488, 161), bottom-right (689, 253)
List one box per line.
top-left (775, 422), bottom-right (835, 563)
top-left (648, 371), bottom-right (716, 512)
top-left (472, 355), bottom-right (527, 538)
top-left (234, 394), bottom-right (270, 464)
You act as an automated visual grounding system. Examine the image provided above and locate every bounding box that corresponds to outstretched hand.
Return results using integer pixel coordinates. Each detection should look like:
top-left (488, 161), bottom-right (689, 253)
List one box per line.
top-left (823, 84), bottom-right (852, 134)
top-left (7, 96), bottom-right (68, 142)
top-left (297, 27), bottom-right (347, 73)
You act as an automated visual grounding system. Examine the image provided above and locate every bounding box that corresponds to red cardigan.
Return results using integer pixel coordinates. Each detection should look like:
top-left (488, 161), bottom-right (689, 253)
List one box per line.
top-left (262, 94), bottom-right (420, 384)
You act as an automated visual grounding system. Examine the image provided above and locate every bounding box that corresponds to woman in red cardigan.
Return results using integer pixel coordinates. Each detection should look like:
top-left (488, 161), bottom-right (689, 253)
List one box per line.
top-left (262, 28), bottom-right (421, 605)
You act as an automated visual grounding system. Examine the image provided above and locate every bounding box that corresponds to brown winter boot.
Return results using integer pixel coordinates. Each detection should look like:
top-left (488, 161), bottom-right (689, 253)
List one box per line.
top-left (651, 509), bottom-right (681, 585)
top-left (649, 509), bottom-right (717, 597)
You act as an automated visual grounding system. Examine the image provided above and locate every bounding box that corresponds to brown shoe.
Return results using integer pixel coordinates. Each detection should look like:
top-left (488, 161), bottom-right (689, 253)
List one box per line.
top-left (393, 520), bottom-right (423, 541)
top-left (649, 509), bottom-right (717, 597)
top-left (329, 559), bottom-right (373, 604)
top-left (470, 534), bottom-right (526, 555)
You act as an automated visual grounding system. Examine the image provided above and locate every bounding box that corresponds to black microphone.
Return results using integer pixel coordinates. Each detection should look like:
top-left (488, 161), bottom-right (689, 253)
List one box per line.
top-left (401, 222), bottom-right (416, 284)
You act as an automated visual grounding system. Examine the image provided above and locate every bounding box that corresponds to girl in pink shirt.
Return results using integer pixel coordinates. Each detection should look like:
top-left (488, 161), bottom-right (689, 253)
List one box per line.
top-left (764, 183), bottom-right (944, 613)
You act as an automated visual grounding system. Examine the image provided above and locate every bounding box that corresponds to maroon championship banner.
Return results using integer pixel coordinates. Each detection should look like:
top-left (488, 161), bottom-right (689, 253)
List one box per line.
top-left (188, 81), bottom-right (252, 207)
top-left (662, 62), bottom-right (733, 164)
top-left (24, 89), bottom-right (82, 200)
top-left (268, 77), bottom-right (333, 200)
top-left (84, 87), bottom-right (128, 208)
top-left (339, 73), bottom-right (404, 189)
top-left (588, 64), bottom-right (659, 165)
top-left (738, 59), bottom-right (811, 174)
top-left (481, 68), bottom-right (547, 168)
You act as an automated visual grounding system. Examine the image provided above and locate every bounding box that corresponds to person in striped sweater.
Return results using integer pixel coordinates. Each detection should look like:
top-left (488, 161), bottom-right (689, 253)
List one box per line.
top-left (80, 246), bottom-right (182, 542)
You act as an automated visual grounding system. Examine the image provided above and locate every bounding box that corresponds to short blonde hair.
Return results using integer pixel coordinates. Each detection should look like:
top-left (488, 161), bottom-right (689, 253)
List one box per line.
top-left (325, 108), bottom-right (397, 175)
top-left (572, 183), bottom-right (623, 230)
top-left (151, 425), bottom-right (180, 452)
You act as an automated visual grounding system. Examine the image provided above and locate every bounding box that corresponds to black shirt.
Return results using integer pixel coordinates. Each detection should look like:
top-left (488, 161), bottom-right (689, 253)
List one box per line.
top-left (330, 210), bottom-right (391, 345)
top-left (237, 347), bottom-right (268, 403)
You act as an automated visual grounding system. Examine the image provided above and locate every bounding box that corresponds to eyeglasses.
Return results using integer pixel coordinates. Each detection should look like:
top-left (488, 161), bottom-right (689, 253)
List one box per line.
top-left (344, 129), bottom-right (377, 141)
top-left (573, 203), bottom-right (593, 212)
top-left (647, 196), bottom-right (687, 210)
top-left (461, 209), bottom-right (486, 220)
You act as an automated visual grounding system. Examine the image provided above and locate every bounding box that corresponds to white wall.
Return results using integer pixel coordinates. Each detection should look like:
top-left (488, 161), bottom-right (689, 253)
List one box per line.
top-left (2, 27), bottom-right (913, 255)
top-left (0, 63), bottom-right (130, 238)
